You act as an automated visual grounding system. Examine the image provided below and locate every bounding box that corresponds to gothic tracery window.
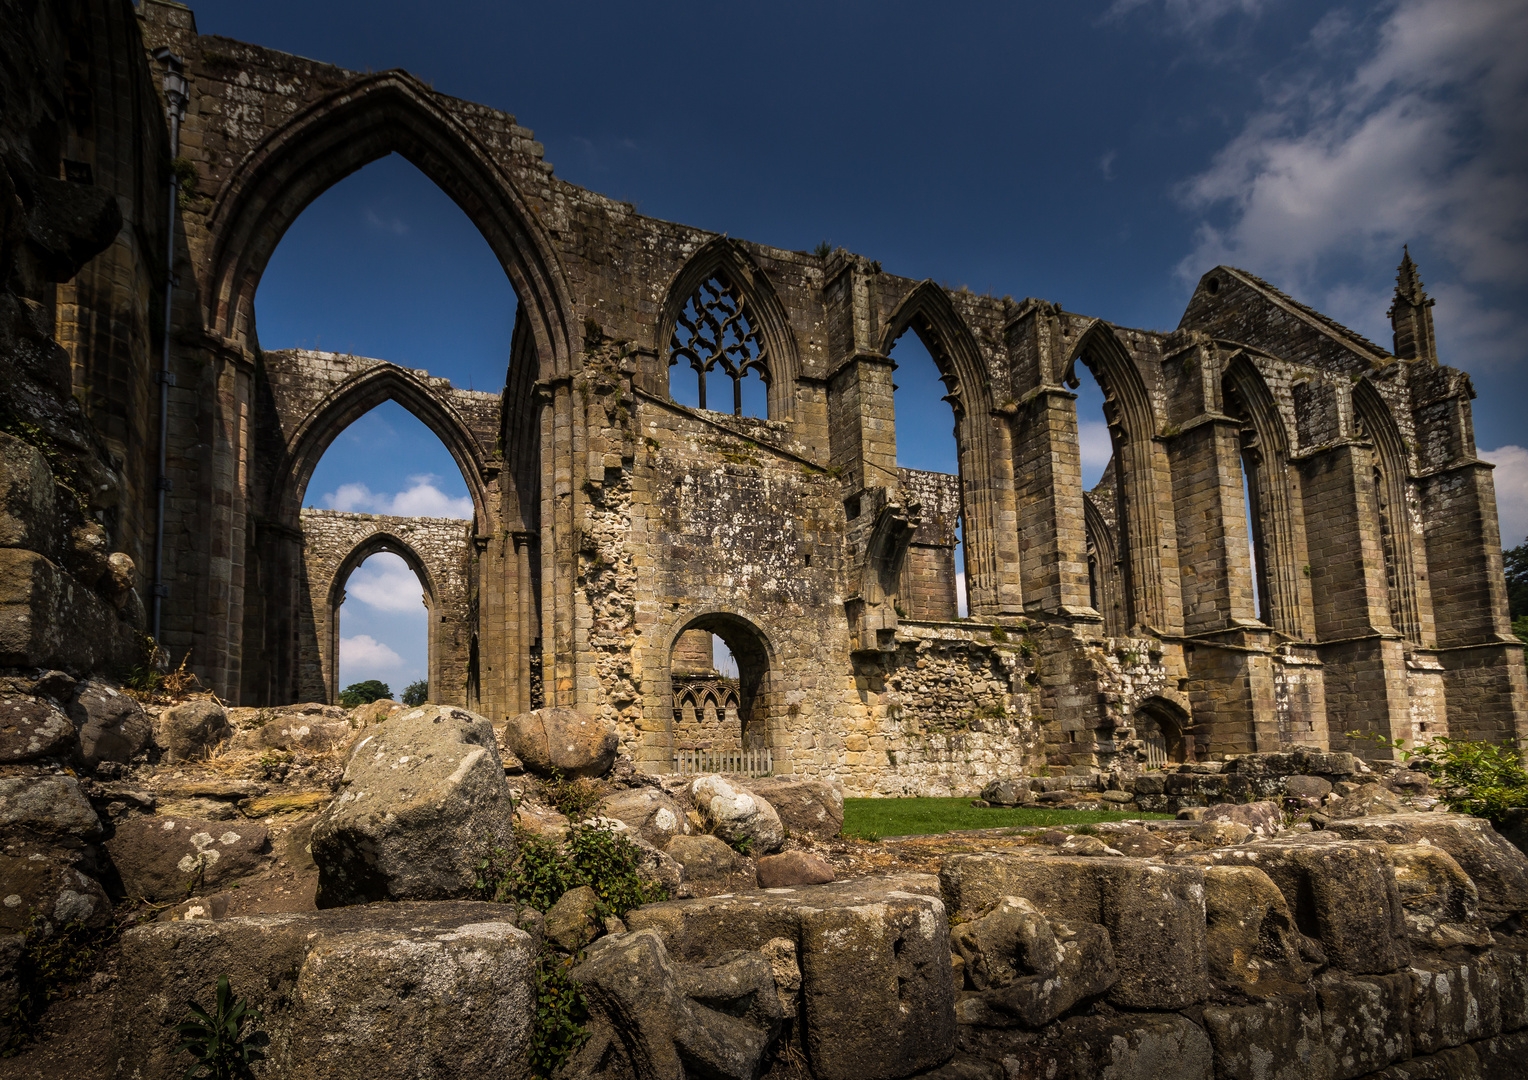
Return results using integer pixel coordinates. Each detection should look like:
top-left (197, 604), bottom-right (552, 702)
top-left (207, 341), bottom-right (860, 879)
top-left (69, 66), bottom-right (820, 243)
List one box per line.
top-left (669, 272), bottom-right (771, 417)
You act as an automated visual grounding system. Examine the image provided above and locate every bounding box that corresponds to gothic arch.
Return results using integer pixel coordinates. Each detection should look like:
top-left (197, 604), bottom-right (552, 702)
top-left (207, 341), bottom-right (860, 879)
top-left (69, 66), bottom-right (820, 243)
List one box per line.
top-left (323, 530), bottom-right (439, 704)
top-left (882, 282), bottom-right (1018, 615)
top-left (204, 71), bottom-right (576, 378)
top-left (662, 610), bottom-right (778, 758)
top-left (276, 363), bottom-right (492, 530)
top-left (1084, 493), bottom-right (1126, 637)
top-left (656, 238), bottom-right (801, 419)
top-left (1065, 322), bottom-right (1179, 633)
top-left (1223, 352), bottom-right (1307, 638)
top-left (1354, 379), bottom-right (1426, 643)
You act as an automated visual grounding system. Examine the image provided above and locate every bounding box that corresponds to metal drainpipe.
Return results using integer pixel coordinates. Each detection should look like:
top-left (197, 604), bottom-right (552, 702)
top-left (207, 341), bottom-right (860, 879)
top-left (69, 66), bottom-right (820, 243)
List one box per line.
top-left (151, 49), bottom-right (188, 643)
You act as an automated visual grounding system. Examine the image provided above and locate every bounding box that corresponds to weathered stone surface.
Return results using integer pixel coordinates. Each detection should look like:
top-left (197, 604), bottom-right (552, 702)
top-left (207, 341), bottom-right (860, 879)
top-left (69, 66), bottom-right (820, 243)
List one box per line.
top-left (311, 704), bottom-right (514, 906)
top-left (1383, 843), bottom-right (1491, 949)
top-left (981, 777), bottom-right (1030, 807)
top-left (626, 874), bottom-right (955, 1080)
top-left (1409, 958), bottom-right (1502, 1056)
top-left (756, 850), bottom-right (834, 887)
top-left (1203, 990), bottom-right (1332, 1080)
top-left (1056, 1013), bottom-right (1214, 1080)
top-left (154, 699), bottom-right (231, 762)
top-left (1476, 1030), bottom-right (1528, 1080)
top-left (1489, 943), bottom-right (1528, 1033)
top-left (663, 833), bottom-right (755, 896)
top-left (0, 849), bottom-right (112, 932)
top-left (1325, 814), bottom-right (1528, 919)
top-left (979, 918), bottom-right (1118, 1028)
top-left (63, 520), bottom-right (110, 586)
top-left (112, 903), bottom-right (536, 1080)
top-left (1331, 783), bottom-right (1410, 819)
top-left (0, 695), bottom-right (74, 762)
top-left (952, 896), bottom-right (1063, 990)
top-left (1287, 774), bottom-right (1335, 799)
top-left (501, 706), bottom-right (617, 779)
top-left (601, 786), bottom-right (689, 847)
top-left (1315, 971), bottom-right (1412, 1079)
top-left (349, 698), bottom-right (402, 728)
top-left (690, 774), bottom-right (785, 854)
top-left (0, 432), bottom-right (60, 558)
top-left (229, 715), bottom-right (353, 755)
top-left (0, 548), bottom-right (135, 671)
top-left (1203, 865), bottom-right (1311, 991)
top-left (67, 677), bottom-right (150, 768)
top-left (1173, 837), bottom-right (1409, 975)
top-left (941, 852), bottom-right (1208, 1010)
top-left (566, 929), bottom-right (780, 1080)
top-left (745, 776), bottom-right (845, 840)
top-left (106, 816), bottom-right (269, 901)
top-left (1193, 820), bottom-right (1252, 846)
top-left (1204, 799), bottom-right (1284, 838)
top-left (546, 884), bottom-right (603, 951)
top-left (0, 774), bottom-right (100, 837)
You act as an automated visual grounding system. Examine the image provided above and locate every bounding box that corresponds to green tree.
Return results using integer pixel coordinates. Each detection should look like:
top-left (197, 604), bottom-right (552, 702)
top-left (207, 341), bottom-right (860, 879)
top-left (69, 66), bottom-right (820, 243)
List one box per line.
top-left (339, 680), bottom-right (391, 707)
top-left (402, 679), bottom-right (428, 707)
top-left (1505, 540), bottom-right (1528, 619)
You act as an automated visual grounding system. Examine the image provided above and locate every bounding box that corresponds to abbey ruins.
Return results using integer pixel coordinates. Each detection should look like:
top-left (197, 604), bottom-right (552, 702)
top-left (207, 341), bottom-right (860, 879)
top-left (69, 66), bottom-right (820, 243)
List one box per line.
top-left (4, 0), bottom-right (1525, 802)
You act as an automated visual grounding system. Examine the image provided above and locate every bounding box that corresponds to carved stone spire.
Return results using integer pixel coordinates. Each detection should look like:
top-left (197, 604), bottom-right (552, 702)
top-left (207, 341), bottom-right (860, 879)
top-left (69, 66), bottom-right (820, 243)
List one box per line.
top-left (1388, 245), bottom-right (1437, 363)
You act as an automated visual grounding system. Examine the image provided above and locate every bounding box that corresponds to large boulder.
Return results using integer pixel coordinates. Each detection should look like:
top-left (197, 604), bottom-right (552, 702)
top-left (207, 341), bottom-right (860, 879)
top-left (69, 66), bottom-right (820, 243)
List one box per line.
top-left (0, 774), bottom-right (101, 838)
top-left (601, 786), bottom-right (690, 847)
top-left (68, 677), bottom-right (150, 768)
top-left (626, 874), bottom-right (956, 1080)
top-left (980, 777), bottom-right (1031, 808)
top-left (0, 849), bottom-right (112, 932)
top-left (154, 699), bottom-right (231, 762)
top-left (0, 694), bottom-right (75, 762)
top-left (1202, 800), bottom-right (1284, 839)
top-left (746, 776), bottom-right (845, 840)
top-left (105, 816), bottom-right (270, 902)
top-left (112, 903), bottom-right (536, 1080)
top-left (690, 775), bottom-right (785, 855)
top-left (500, 706), bottom-right (617, 779)
top-left (756, 851), bottom-right (835, 888)
top-left (228, 713), bottom-right (354, 755)
top-left (310, 704), bottom-right (514, 906)
top-left (565, 929), bottom-right (784, 1080)
top-left (940, 852), bottom-right (1208, 1011)
top-left (663, 833), bottom-right (756, 897)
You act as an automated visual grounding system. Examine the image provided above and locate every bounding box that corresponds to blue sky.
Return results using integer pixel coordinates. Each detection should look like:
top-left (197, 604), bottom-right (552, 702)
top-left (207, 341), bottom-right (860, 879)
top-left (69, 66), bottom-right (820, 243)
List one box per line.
top-left (206, 0), bottom-right (1527, 690)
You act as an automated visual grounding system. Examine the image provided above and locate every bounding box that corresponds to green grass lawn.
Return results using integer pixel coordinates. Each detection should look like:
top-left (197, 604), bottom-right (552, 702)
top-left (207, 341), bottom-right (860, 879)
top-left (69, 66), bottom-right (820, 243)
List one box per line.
top-left (840, 797), bottom-right (1172, 839)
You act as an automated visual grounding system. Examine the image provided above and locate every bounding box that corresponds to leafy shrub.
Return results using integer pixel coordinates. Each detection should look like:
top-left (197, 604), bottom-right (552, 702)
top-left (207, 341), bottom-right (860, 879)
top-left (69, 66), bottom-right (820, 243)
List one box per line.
top-left (401, 679), bottom-right (428, 706)
top-left (339, 679), bottom-right (391, 707)
top-left (476, 823), bottom-right (666, 920)
top-left (174, 974), bottom-right (267, 1079)
top-left (3, 914), bottom-right (110, 1055)
top-left (1355, 733), bottom-right (1528, 824)
top-left (528, 947), bottom-right (589, 1079)
top-left (566, 825), bottom-right (664, 919)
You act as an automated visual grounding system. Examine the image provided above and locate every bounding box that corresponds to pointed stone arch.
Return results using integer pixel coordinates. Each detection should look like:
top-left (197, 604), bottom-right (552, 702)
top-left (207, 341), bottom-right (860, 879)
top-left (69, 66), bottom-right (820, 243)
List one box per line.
top-left (276, 362), bottom-right (492, 531)
top-left (1354, 379), bottom-right (1427, 644)
top-left (324, 530), bottom-right (440, 704)
top-left (1223, 351), bottom-right (1308, 639)
top-left (1084, 492), bottom-right (1126, 637)
top-left (1065, 322), bottom-right (1179, 633)
top-left (882, 282), bottom-right (1020, 615)
top-left (662, 611), bottom-right (778, 758)
top-left (204, 71), bottom-right (576, 377)
top-left (656, 237), bottom-right (801, 419)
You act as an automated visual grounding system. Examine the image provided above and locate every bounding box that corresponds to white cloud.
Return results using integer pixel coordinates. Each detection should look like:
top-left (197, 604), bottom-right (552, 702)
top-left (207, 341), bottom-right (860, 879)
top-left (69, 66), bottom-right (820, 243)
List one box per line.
top-left (1177, 0), bottom-right (1528, 368)
top-left (340, 634), bottom-right (404, 672)
top-left (956, 571), bottom-right (969, 618)
top-left (1104, 0), bottom-right (1268, 34)
top-left (320, 474), bottom-right (473, 519)
top-left (1079, 419), bottom-right (1115, 488)
top-left (1482, 445), bottom-right (1528, 550)
top-left (1099, 150), bottom-right (1118, 181)
top-left (346, 554), bottom-right (425, 613)
top-left (364, 207), bottom-right (408, 234)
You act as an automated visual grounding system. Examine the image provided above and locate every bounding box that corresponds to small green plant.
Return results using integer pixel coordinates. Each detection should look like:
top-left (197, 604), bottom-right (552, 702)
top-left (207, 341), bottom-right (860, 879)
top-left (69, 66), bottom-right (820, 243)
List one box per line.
top-left (1352, 732), bottom-right (1528, 824)
top-left (540, 770), bottom-right (606, 821)
top-left (566, 823), bottom-right (666, 918)
top-left (401, 679), bottom-right (428, 707)
top-left (813, 240), bottom-right (832, 258)
top-left (729, 834), bottom-right (753, 858)
top-left (1513, 615), bottom-right (1528, 651)
top-left (173, 974), bottom-right (266, 1079)
top-left (972, 703), bottom-right (1008, 721)
top-left (528, 946), bottom-right (590, 1079)
top-left (256, 750), bottom-right (290, 780)
top-left (477, 821), bottom-right (667, 919)
top-left (990, 624), bottom-right (1009, 642)
top-left (339, 679), bottom-right (390, 707)
top-left (1071, 824), bottom-right (1099, 836)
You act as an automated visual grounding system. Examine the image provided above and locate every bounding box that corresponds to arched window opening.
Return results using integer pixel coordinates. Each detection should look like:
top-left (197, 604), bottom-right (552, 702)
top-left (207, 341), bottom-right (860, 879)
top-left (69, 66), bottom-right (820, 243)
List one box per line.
top-left (335, 551), bottom-right (429, 703)
top-left (1134, 698), bottom-right (1192, 768)
top-left (668, 615), bottom-right (773, 774)
top-left (890, 329), bottom-right (966, 618)
top-left (1075, 363), bottom-right (1128, 631)
top-left (1240, 431), bottom-right (1270, 624)
top-left (668, 272), bottom-right (771, 418)
top-left (305, 401), bottom-right (475, 519)
top-left (256, 154), bottom-right (516, 392)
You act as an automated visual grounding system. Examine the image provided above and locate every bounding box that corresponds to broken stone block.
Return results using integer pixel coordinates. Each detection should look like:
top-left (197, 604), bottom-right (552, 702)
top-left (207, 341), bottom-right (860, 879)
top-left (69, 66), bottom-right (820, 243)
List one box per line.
top-left (1172, 836), bottom-right (1410, 975)
top-left (1056, 1012), bottom-right (1213, 1080)
top-left (626, 874), bottom-right (954, 1080)
top-left (951, 895), bottom-right (1063, 990)
top-left (980, 777), bottom-right (1030, 807)
top-left (755, 850), bottom-right (834, 887)
top-left (310, 704), bottom-right (514, 906)
top-left (501, 705), bottom-right (617, 779)
top-left (1385, 842), bottom-right (1492, 949)
top-left (663, 833), bottom-right (755, 897)
top-left (0, 695), bottom-right (75, 763)
top-left (545, 883), bottom-right (603, 951)
top-left (153, 699), bottom-right (231, 762)
top-left (691, 774), bottom-right (785, 854)
top-left (112, 903), bottom-right (535, 1080)
top-left (0, 848), bottom-right (112, 933)
top-left (745, 776), bottom-right (845, 840)
top-left (1202, 864), bottom-right (1311, 991)
top-left (67, 677), bottom-right (150, 768)
top-left (1325, 814), bottom-right (1528, 920)
top-left (940, 852), bottom-right (1207, 1010)
top-left (1409, 957), bottom-right (1502, 1056)
top-left (1204, 800), bottom-right (1284, 838)
top-left (0, 432), bottom-right (60, 558)
top-left (0, 773), bottom-right (101, 838)
top-left (601, 786), bottom-right (690, 847)
top-left (1315, 971), bottom-right (1412, 1079)
top-left (106, 815), bottom-right (269, 902)
top-left (981, 919), bottom-right (1117, 1027)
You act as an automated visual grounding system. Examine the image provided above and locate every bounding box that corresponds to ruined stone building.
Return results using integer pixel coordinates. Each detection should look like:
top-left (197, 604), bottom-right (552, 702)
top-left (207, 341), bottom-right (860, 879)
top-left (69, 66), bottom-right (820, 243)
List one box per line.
top-left (4, 0), bottom-right (1524, 796)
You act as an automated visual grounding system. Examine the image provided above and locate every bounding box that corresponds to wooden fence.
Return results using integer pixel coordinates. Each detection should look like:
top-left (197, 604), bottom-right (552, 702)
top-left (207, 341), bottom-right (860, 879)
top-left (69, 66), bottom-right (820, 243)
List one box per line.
top-left (672, 747), bottom-right (773, 777)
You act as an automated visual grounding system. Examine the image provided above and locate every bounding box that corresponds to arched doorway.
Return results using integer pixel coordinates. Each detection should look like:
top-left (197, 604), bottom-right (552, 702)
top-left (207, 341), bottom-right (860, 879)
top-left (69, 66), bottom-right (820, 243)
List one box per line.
top-left (667, 613), bottom-right (775, 775)
top-left (1133, 696), bottom-right (1193, 767)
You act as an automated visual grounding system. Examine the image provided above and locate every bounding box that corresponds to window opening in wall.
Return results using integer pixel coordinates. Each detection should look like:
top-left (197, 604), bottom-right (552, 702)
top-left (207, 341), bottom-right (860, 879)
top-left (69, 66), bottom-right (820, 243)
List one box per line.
top-left (336, 551), bottom-right (428, 702)
top-left (669, 617), bottom-right (772, 774)
top-left (668, 272), bottom-right (771, 418)
top-left (1076, 363), bottom-right (1126, 633)
top-left (1134, 699), bottom-right (1191, 767)
top-left (1240, 435), bottom-right (1268, 623)
top-left (890, 329), bottom-right (966, 618)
